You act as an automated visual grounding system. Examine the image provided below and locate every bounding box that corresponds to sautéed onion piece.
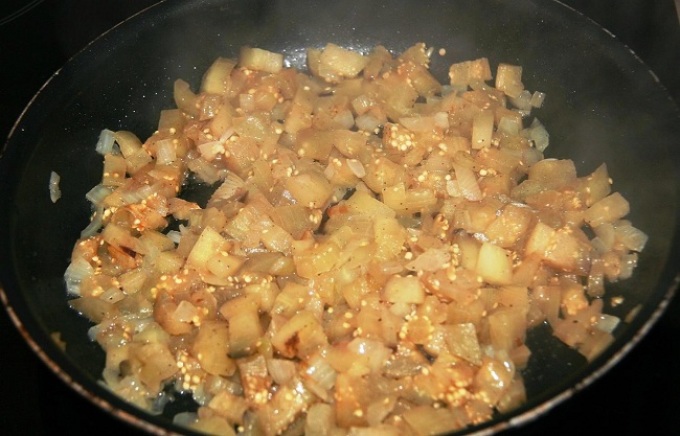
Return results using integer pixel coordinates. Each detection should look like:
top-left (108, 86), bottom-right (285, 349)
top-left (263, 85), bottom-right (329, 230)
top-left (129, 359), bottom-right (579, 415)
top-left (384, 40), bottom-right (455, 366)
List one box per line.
top-left (64, 43), bottom-right (646, 435)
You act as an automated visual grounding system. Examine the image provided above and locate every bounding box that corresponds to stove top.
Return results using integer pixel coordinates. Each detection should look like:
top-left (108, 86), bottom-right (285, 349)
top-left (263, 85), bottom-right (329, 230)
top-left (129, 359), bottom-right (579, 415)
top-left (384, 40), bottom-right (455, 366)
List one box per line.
top-left (1, 1), bottom-right (679, 434)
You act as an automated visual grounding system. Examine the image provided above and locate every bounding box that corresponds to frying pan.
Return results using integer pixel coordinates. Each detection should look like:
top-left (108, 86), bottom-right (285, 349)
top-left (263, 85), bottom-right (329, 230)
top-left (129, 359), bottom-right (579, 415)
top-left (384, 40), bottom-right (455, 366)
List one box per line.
top-left (1, 0), bottom-right (679, 434)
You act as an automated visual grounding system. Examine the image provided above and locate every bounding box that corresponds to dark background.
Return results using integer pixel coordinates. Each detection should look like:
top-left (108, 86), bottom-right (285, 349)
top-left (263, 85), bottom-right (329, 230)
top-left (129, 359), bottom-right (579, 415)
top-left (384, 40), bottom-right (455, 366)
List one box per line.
top-left (1, 0), bottom-right (679, 434)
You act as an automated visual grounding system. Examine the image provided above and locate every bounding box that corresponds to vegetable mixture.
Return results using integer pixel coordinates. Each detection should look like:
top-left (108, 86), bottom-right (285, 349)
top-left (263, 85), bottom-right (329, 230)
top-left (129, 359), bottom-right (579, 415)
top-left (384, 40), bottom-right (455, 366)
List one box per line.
top-left (64, 43), bottom-right (647, 435)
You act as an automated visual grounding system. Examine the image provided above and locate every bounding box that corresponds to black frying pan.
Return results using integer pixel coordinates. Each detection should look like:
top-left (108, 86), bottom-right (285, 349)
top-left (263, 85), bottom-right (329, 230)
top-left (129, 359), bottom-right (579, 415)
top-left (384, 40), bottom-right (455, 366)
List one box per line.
top-left (1, 0), bottom-right (679, 434)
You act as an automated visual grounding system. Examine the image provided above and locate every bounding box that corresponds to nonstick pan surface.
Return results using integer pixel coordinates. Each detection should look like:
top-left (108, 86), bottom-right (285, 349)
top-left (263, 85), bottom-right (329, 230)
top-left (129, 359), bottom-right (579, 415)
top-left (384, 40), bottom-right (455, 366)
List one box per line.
top-left (1, 0), bottom-right (679, 434)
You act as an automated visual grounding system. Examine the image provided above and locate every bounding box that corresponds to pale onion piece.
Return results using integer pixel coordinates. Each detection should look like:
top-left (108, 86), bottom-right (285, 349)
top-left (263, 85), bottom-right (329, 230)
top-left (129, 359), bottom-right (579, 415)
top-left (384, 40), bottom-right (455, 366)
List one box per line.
top-left (191, 416), bottom-right (236, 436)
top-left (508, 89), bottom-right (533, 111)
top-left (497, 116), bottom-right (521, 136)
top-left (99, 288), bottom-right (126, 305)
top-left (79, 207), bottom-right (104, 238)
top-left (488, 308), bottom-right (527, 351)
top-left (373, 217), bottom-right (408, 262)
top-left (116, 183), bottom-right (156, 207)
top-left (238, 93), bottom-right (256, 113)
top-left (49, 171), bottom-right (61, 203)
top-left (618, 253), bottom-right (639, 280)
top-left (614, 222), bottom-right (648, 252)
top-left (285, 172), bottom-right (333, 208)
top-left (453, 163), bottom-right (482, 201)
top-left (101, 154), bottom-right (127, 187)
top-left (192, 321), bottom-right (235, 377)
top-left (118, 267), bottom-right (147, 295)
top-left (383, 275), bottom-right (424, 304)
top-left (345, 189), bottom-right (396, 219)
top-left (305, 403), bottom-right (336, 436)
top-left (449, 60), bottom-right (471, 89)
top-left (527, 118), bottom-right (550, 151)
top-left (271, 311), bottom-right (327, 358)
top-left (85, 184), bottom-right (114, 206)
top-left (449, 58), bottom-right (492, 90)
top-left (218, 127), bottom-right (235, 143)
top-left (351, 94), bottom-right (375, 115)
top-left (446, 179), bottom-right (462, 197)
top-left (201, 57), bottom-right (237, 95)
top-left (346, 159), bottom-right (366, 178)
top-left (197, 140), bottom-right (225, 161)
top-left (220, 297), bottom-right (264, 358)
top-left (525, 222), bottom-right (590, 274)
top-left (173, 79), bottom-right (200, 117)
top-left (87, 324), bottom-right (101, 342)
top-left (95, 128), bottom-right (117, 155)
top-left (434, 111), bottom-right (450, 130)
top-left (593, 223), bottom-right (616, 251)
top-left (173, 412), bottom-right (199, 429)
top-left (333, 109), bottom-right (355, 130)
top-left (530, 91), bottom-right (547, 108)
top-left (260, 224), bottom-right (294, 254)
top-left (382, 184), bottom-right (437, 213)
top-left (304, 352), bottom-right (337, 390)
top-left (157, 109), bottom-right (184, 133)
top-left (355, 113), bottom-right (381, 132)
top-left (584, 192), bottom-right (630, 227)
top-left (125, 148), bottom-right (153, 175)
top-left (406, 248), bottom-right (451, 272)
top-left (471, 109), bottom-right (494, 149)
top-left (399, 115), bottom-right (435, 133)
top-left (187, 157), bottom-right (221, 185)
top-left (495, 63), bottom-right (524, 98)
top-left (209, 172), bottom-right (245, 204)
top-left (172, 300), bottom-right (199, 324)
top-left (527, 158), bottom-right (577, 190)
top-left (186, 226), bottom-right (229, 270)
top-left (239, 46), bottom-right (283, 73)
top-left (476, 242), bottom-right (513, 285)
top-left (165, 230), bottom-right (181, 245)
top-left (75, 298), bottom-right (114, 327)
top-left (256, 382), bottom-right (314, 436)
top-left (113, 130), bottom-right (143, 158)
top-left (267, 358), bottom-right (297, 386)
top-left (206, 252), bottom-right (245, 279)
top-left (207, 391), bottom-right (248, 425)
top-left (595, 313), bottom-right (621, 334)
top-left (155, 139), bottom-right (177, 165)
top-left (365, 399), bottom-right (398, 429)
top-left (319, 43), bottom-right (369, 79)
top-left (403, 405), bottom-right (462, 435)
top-left (64, 257), bottom-right (95, 296)
top-left (284, 86), bottom-right (316, 134)
top-left (497, 377), bottom-right (527, 414)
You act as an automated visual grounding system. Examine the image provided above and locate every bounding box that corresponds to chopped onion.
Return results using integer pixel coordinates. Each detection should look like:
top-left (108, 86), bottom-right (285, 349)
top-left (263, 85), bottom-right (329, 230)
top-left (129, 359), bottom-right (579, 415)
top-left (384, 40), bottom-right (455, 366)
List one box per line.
top-left (197, 140), bottom-right (225, 161)
top-left (453, 163), bottom-right (482, 201)
top-left (62, 43), bottom-right (645, 435)
top-left (406, 248), bottom-right (451, 272)
top-left (355, 114), bottom-right (381, 132)
top-left (346, 159), bottom-right (366, 178)
top-left (80, 207), bottom-right (104, 238)
top-left (526, 118), bottom-right (550, 151)
top-left (85, 184), bottom-right (114, 206)
top-left (64, 257), bottom-right (94, 296)
top-left (155, 139), bottom-right (177, 165)
top-left (95, 128), bottom-right (117, 155)
top-left (595, 313), bottom-right (620, 333)
top-left (49, 171), bottom-right (61, 203)
top-left (166, 230), bottom-right (182, 244)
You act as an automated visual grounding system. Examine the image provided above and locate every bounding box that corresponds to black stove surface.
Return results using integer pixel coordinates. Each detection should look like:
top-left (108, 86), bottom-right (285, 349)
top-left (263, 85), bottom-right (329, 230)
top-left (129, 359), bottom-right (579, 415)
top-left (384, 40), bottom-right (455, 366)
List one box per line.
top-left (1, 1), bottom-right (679, 434)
